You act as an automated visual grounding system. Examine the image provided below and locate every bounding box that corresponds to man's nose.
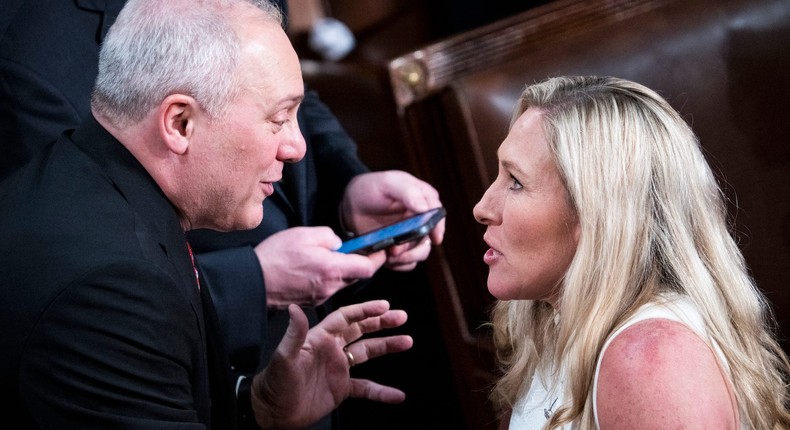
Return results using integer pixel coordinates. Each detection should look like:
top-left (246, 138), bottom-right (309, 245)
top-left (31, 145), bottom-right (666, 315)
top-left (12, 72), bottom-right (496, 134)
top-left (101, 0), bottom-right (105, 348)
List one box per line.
top-left (279, 121), bottom-right (306, 163)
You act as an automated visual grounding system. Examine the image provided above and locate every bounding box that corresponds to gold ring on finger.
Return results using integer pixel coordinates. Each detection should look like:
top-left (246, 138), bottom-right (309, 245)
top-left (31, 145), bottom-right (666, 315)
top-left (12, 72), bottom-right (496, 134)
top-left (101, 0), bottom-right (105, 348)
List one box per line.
top-left (343, 346), bottom-right (355, 368)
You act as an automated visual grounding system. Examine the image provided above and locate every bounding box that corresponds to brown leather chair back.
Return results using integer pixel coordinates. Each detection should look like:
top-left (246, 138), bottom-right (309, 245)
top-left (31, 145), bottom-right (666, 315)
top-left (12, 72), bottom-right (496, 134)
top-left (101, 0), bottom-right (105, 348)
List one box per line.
top-left (387, 0), bottom-right (790, 428)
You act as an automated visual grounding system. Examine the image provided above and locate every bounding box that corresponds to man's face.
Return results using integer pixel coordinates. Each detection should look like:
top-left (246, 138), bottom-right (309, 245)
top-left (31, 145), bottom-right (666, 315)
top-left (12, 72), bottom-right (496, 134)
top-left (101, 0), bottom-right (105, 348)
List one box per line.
top-left (185, 17), bottom-right (306, 231)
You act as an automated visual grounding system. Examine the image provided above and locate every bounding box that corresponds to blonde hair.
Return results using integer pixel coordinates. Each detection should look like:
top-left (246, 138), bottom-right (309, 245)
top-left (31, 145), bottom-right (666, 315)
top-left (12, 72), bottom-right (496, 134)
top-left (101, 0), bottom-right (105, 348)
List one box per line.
top-left (488, 76), bottom-right (790, 429)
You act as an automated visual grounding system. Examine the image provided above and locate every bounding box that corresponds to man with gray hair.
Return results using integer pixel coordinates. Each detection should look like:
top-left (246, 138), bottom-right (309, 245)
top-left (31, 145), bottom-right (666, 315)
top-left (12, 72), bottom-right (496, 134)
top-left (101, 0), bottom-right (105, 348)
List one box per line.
top-left (0, 0), bottom-right (413, 428)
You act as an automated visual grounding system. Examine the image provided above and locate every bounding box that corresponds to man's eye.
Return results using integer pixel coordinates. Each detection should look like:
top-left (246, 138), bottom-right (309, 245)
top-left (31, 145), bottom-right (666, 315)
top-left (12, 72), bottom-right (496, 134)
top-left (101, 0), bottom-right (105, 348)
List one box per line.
top-left (508, 174), bottom-right (523, 191)
top-left (269, 118), bottom-right (288, 133)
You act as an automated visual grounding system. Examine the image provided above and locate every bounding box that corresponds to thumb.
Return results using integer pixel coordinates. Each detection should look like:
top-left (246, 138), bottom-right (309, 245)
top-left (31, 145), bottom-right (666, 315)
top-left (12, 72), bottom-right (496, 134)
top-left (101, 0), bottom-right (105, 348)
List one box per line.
top-left (280, 304), bottom-right (309, 357)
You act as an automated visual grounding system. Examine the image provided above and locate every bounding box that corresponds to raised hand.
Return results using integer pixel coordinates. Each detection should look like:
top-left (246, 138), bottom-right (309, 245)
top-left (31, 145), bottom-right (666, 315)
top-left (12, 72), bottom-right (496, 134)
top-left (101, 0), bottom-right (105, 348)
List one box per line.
top-left (251, 300), bottom-right (413, 429)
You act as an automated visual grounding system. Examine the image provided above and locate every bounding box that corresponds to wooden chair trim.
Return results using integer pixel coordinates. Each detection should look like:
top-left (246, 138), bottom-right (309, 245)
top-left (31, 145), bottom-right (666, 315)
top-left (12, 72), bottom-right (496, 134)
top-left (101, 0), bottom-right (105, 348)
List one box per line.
top-left (387, 0), bottom-right (670, 110)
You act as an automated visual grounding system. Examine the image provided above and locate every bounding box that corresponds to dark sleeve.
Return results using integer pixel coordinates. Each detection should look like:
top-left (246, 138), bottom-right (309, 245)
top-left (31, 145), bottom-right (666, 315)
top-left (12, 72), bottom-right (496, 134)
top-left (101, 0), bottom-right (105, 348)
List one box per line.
top-left (0, 0), bottom-right (105, 180)
top-left (301, 87), bottom-right (370, 230)
top-left (193, 246), bottom-right (267, 373)
top-left (21, 263), bottom-right (207, 429)
top-left (0, 59), bottom-right (84, 180)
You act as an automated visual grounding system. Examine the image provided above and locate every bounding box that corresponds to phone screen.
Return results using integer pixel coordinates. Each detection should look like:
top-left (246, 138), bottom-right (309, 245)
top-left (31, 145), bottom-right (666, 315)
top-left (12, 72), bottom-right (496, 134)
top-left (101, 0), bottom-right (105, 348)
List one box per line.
top-left (337, 207), bottom-right (446, 255)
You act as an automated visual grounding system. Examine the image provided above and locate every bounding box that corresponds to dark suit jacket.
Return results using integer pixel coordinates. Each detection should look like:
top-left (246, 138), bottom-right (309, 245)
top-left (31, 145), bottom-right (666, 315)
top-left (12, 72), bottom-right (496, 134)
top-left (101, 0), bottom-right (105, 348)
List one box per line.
top-left (0, 0), bottom-right (368, 374)
top-left (0, 0), bottom-right (123, 180)
top-left (0, 116), bottom-right (238, 429)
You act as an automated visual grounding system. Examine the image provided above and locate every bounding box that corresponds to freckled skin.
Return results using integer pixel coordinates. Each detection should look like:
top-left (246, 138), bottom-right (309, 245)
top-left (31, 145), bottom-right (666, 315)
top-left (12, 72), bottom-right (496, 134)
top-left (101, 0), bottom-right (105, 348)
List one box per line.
top-left (596, 319), bottom-right (739, 429)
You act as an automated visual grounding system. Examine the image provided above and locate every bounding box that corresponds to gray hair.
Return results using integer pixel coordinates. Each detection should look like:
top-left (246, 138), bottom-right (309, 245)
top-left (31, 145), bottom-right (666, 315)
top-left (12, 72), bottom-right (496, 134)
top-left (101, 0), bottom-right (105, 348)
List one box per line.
top-left (91, 0), bottom-right (284, 126)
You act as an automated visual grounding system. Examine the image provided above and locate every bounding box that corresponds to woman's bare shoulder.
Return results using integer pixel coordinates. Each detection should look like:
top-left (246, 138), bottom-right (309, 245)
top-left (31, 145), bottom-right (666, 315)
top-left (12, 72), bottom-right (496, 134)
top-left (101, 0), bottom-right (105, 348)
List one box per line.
top-left (595, 318), bottom-right (738, 429)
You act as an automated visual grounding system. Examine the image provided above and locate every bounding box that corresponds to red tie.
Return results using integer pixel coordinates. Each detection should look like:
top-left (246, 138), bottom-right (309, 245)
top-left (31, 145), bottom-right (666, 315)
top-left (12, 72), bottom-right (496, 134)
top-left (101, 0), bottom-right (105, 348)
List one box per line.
top-left (186, 241), bottom-right (201, 290)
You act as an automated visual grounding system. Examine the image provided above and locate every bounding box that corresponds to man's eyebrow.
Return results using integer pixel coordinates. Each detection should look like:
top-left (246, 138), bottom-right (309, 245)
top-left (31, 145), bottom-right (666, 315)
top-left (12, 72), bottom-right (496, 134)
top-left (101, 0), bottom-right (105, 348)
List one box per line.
top-left (283, 95), bottom-right (304, 106)
top-left (266, 95), bottom-right (303, 114)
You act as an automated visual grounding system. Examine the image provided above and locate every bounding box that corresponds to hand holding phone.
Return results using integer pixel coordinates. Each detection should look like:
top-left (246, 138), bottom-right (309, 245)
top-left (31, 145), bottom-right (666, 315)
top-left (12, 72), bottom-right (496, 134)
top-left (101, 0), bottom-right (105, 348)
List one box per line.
top-left (337, 207), bottom-right (446, 255)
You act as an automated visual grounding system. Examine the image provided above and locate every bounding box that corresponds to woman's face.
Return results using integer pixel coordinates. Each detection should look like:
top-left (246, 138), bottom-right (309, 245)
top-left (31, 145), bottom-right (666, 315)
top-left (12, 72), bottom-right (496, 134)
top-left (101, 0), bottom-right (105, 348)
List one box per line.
top-left (473, 108), bottom-right (580, 307)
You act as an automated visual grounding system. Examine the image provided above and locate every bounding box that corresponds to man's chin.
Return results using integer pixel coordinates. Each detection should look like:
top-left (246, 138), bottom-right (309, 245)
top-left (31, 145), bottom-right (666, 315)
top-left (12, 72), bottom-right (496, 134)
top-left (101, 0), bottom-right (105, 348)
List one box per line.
top-left (210, 210), bottom-right (263, 233)
top-left (239, 208), bottom-right (265, 230)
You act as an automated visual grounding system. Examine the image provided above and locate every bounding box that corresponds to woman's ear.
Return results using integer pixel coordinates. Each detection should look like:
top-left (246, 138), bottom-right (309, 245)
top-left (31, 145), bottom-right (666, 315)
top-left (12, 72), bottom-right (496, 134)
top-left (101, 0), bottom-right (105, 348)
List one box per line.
top-left (159, 94), bottom-right (197, 155)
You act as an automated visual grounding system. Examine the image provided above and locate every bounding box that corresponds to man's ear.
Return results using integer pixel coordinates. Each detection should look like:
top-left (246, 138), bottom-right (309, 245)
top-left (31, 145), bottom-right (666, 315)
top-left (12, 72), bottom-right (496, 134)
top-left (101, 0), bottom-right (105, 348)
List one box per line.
top-left (159, 94), bottom-right (198, 155)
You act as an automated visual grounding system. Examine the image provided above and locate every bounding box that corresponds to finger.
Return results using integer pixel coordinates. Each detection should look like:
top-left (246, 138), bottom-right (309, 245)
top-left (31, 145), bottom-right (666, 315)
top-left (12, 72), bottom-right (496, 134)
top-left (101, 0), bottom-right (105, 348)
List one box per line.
top-left (310, 226), bottom-right (344, 250)
top-left (366, 249), bottom-right (387, 267)
top-left (345, 335), bottom-right (413, 367)
top-left (386, 238), bottom-right (422, 256)
top-left (387, 237), bottom-right (431, 262)
top-left (384, 240), bottom-right (431, 272)
top-left (429, 217), bottom-right (446, 245)
top-left (348, 379), bottom-right (407, 404)
top-left (278, 304), bottom-right (310, 357)
top-left (297, 225), bottom-right (344, 250)
top-left (343, 346), bottom-right (356, 368)
top-left (329, 251), bottom-right (386, 280)
top-left (406, 179), bottom-right (442, 212)
top-left (385, 261), bottom-right (418, 272)
top-left (335, 308), bottom-right (408, 347)
top-left (319, 302), bottom-right (408, 346)
top-left (353, 309), bottom-right (409, 337)
top-left (317, 300), bottom-right (391, 335)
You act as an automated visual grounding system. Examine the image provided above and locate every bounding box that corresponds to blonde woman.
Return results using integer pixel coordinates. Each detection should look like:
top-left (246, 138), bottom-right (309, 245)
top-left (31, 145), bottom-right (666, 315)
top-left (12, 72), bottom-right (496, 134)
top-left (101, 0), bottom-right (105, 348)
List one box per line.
top-left (474, 75), bottom-right (790, 429)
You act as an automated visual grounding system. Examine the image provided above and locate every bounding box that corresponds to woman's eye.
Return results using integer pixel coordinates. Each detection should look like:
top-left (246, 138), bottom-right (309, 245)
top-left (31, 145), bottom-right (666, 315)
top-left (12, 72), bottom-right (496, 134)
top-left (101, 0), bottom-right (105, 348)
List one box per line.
top-left (508, 174), bottom-right (523, 191)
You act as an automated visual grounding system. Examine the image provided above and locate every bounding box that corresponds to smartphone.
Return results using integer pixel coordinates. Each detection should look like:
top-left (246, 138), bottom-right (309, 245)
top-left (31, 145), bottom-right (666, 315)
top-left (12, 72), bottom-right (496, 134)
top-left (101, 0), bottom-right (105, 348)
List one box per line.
top-left (337, 207), bottom-right (446, 255)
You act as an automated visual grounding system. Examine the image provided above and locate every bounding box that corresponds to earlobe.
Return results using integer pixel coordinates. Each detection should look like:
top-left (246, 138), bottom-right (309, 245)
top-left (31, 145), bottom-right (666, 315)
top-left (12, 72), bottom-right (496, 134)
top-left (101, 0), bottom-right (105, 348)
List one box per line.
top-left (160, 94), bottom-right (196, 155)
top-left (572, 219), bottom-right (581, 244)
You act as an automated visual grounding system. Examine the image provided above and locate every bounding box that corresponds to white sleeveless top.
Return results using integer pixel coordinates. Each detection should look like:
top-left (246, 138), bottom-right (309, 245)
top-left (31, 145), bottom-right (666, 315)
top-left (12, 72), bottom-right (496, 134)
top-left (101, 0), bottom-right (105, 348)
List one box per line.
top-left (508, 295), bottom-right (742, 429)
top-left (508, 365), bottom-right (572, 429)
